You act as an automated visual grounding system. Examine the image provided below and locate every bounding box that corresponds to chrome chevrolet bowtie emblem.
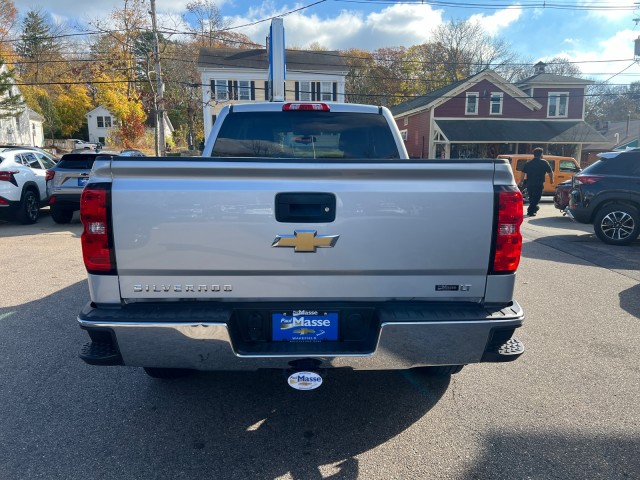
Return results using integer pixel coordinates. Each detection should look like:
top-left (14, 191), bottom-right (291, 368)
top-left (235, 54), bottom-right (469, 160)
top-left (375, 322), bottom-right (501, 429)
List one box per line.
top-left (272, 230), bottom-right (339, 252)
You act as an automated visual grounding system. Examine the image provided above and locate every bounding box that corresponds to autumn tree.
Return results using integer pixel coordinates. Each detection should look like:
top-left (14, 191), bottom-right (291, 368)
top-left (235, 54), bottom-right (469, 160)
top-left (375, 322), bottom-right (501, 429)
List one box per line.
top-left (429, 19), bottom-right (518, 83)
top-left (343, 48), bottom-right (376, 104)
top-left (540, 57), bottom-right (583, 77)
top-left (585, 81), bottom-right (640, 124)
top-left (183, 0), bottom-right (257, 48)
top-left (90, 0), bottom-right (149, 96)
top-left (160, 40), bottom-right (203, 149)
top-left (86, 0), bottom-right (149, 146)
top-left (0, 0), bottom-right (16, 57)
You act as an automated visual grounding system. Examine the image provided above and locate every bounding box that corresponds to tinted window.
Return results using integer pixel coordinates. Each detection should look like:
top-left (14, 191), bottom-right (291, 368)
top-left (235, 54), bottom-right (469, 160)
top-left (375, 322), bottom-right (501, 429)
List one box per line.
top-left (515, 160), bottom-right (527, 172)
top-left (212, 111), bottom-right (400, 159)
top-left (584, 154), bottom-right (640, 176)
top-left (56, 154), bottom-right (100, 169)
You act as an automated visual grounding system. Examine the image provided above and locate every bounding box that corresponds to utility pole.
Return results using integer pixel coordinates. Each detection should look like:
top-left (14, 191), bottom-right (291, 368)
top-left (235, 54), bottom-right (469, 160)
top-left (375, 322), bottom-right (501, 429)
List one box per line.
top-left (150, 0), bottom-right (165, 156)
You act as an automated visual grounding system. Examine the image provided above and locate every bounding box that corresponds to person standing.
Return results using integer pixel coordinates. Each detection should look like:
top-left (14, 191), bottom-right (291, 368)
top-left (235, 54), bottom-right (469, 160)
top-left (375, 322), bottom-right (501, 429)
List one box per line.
top-left (521, 148), bottom-right (554, 216)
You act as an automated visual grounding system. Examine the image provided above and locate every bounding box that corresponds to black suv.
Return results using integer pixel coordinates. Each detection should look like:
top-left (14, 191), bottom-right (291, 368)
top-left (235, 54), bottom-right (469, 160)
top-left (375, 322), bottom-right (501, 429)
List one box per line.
top-left (567, 150), bottom-right (640, 245)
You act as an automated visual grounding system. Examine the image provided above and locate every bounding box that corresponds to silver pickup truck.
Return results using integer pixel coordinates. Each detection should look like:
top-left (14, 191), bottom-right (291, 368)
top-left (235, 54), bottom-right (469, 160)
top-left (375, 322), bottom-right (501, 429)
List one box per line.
top-left (78, 102), bottom-right (525, 388)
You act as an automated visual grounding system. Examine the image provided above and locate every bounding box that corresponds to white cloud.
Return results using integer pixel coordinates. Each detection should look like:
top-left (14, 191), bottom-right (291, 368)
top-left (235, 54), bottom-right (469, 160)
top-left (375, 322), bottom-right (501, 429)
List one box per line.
top-left (228, 3), bottom-right (445, 50)
top-left (550, 29), bottom-right (640, 82)
top-left (581, 0), bottom-right (637, 21)
top-left (469, 6), bottom-right (522, 36)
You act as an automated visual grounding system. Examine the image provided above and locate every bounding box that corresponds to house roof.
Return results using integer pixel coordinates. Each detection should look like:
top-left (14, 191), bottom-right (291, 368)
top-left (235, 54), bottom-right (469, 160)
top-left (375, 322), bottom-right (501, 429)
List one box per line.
top-left (389, 79), bottom-right (466, 116)
top-left (517, 73), bottom-right (593, 86)
top-left (86, 105), bottom-right (112, 117)
top-left (390, 69), bottom-right (540, 117)
top-left (434, 119), bottom-right (608, 144)
top-left (582, 119), bottom-right (640, 151)
top-left (26, 107), bottom-right (44, 122)
top-left (197, 48), bottom-right (348, 73)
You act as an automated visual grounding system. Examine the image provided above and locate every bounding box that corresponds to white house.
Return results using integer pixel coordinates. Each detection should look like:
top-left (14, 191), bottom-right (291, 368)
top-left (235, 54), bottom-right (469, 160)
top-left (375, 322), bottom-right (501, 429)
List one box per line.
top-left (86, 106), bottom-right (115, 145)
top-left (197, 47), bottom-right (348, 138)
top-left (86, 105), bottom-right (174, 146)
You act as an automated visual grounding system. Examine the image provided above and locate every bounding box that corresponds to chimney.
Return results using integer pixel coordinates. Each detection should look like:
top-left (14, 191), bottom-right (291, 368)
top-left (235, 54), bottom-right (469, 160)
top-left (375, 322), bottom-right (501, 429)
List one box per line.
top-left (534, 61), bottom-right (546, 75)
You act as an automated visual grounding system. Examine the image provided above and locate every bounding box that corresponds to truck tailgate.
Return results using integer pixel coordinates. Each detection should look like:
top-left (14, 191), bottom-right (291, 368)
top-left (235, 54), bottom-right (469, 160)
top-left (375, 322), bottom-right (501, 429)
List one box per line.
top-left (110, 159), bottom-right (498, 302)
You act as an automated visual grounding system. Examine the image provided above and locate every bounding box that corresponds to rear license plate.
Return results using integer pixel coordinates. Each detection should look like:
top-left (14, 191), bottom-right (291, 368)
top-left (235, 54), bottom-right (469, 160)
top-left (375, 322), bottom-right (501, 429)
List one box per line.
top-left (78, 177), bottom-right (88, 187)
top-left (272, 311), bottom-right (338, 342)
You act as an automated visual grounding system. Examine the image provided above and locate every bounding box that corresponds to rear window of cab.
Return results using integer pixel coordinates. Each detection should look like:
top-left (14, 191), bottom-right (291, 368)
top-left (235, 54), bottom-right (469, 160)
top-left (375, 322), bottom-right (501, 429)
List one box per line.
top-left (211, 111), bottom-right (400, 159)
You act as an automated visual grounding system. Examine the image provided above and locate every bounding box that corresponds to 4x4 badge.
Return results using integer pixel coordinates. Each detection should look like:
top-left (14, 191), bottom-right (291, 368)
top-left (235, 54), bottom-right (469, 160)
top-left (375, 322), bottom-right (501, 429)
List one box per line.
top-left (272, 230), bottom-right (339, 252)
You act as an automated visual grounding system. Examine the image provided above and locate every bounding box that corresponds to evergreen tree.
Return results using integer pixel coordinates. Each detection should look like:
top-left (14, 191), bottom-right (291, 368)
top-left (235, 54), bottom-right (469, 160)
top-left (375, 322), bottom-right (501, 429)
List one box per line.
top-left (15, 9), bottom-right (59, 82)
top-left (0, 57), bottom-right (24, 119)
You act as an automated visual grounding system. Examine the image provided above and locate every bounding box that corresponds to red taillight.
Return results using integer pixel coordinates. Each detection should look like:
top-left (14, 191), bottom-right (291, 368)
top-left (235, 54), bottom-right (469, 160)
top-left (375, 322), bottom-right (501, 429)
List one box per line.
top-left (574, 174), bottom-right (602, 186)
top-left (45, 170), bottom-right (55, 181)
top-left (283, 103), bottom-right (330, 111)
top-left (492, 189), bottom-right (523, 273)
top-left (0, 197), bottom-right (8, 205)
top-left (0, 170), bottom-right (18, 186)
top-left (80, 184), bottom-right (115, 273)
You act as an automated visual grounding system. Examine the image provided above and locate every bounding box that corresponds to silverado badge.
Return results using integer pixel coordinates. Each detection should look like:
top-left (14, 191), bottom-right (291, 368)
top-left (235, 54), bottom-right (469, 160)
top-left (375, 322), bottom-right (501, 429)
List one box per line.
top-left (272, 230), bottom-right (339, 252)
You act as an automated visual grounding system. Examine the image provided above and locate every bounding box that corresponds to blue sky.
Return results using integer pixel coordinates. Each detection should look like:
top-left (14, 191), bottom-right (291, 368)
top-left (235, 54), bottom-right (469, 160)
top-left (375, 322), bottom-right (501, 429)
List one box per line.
top-left (12, 0), bottom-right (640, 85)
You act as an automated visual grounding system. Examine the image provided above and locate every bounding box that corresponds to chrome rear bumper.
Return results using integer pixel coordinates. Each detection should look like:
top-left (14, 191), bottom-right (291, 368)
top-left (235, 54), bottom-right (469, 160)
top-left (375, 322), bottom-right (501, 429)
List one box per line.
top-left (78, 301), bottom-right (524, 370)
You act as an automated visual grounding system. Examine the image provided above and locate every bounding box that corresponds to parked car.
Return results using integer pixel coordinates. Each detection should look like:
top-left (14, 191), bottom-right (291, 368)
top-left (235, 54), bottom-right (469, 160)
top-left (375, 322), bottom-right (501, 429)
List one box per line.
top-left (0, 149), bottom-right (55, 223)
top-left (69, 139), bottom-right (98, 150)
top-left (119, 149), bottom-right (146, 157)
top-left (498, 154), bottom-right (581, 195)
top-left (46, 152), bottom-right (116, 224)
top-left (553, 179), bottom-right (572, 213)
top-left (567, 150), bottom-right (640, 245)
top-left (0, 145), bottom-right (59, 164)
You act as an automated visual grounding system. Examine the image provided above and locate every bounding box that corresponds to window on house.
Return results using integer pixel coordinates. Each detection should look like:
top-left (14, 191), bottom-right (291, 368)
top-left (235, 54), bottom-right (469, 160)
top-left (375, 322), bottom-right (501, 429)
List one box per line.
top-left (97, 116), bottom-right (112, 128)
top-left (490, 92), bottom-right (503, 115)
top-left (299, 81), bottom-right (313, 101)
top-left (320, 82), bottom-right (333, 101)
top-left (238, 81), bottom-right (251, 101)
top-left (548, 92), bottom-right (568, 117)
top-left (399, 129), bottom-right (408, 141)
top-left (466, 93), bottom-right (479, 115)
top-left (214, 80), bottom-right (229, 101)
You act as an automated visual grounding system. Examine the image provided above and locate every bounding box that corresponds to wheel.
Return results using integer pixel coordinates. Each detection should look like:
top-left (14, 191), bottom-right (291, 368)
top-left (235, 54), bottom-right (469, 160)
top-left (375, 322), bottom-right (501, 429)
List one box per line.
top-left (16, 189), bottom-right (39, 224)
top-left (50, 205), bottom-right (74, 224)
top-left (413, 365), bottom-right (464, 376)
top-left (593, 204), bottom-right (640, 246)
top-left (143, 367), bottom-right (193, 379)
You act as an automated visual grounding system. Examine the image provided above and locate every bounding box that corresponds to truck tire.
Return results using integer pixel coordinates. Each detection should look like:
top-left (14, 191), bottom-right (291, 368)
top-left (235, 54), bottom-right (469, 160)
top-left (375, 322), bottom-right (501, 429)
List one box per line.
top-left (414, 365), bottom-right (464, 376)
top-left (17, 189), bottom-right (39, 224)
top-left (593, 204), bottom-right (640, 246)
top-left (143, 367), bottom-right (193, 379)
top-left (50, 205), bottom-right (74, 224)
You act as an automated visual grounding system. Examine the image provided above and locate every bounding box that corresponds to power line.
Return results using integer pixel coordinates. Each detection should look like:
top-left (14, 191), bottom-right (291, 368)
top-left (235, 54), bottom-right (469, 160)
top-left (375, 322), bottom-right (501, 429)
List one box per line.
top-left (334, 0), bottom-right (635, 10)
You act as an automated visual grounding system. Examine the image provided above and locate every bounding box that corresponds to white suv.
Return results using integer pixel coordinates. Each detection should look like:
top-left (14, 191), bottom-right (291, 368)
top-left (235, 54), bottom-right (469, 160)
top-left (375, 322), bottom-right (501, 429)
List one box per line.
top-left (0, 149), bottom-right (55, 223)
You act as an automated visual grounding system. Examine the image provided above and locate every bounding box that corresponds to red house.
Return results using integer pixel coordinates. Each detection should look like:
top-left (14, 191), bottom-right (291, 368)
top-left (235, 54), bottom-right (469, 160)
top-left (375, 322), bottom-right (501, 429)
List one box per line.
top-left (390, 64), bottom-right (607, 159)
